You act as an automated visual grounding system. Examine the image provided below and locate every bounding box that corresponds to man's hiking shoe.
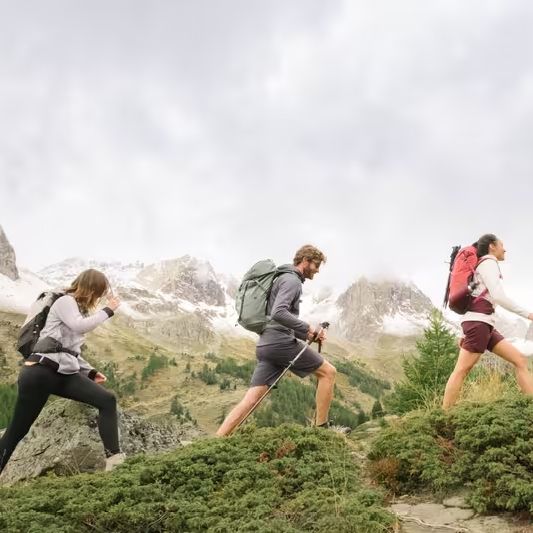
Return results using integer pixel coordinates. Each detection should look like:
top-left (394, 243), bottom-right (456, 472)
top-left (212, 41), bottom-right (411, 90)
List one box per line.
top-left (317, 422), bottom-right (352, 435)
top-left (105, 452), bottom-right (126, 472)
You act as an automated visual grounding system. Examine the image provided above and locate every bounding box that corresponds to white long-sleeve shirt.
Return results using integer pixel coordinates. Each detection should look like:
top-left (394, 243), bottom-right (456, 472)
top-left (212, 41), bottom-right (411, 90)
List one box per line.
top-left (462, 255), bottom-right (530, 326)
top-left (35, 295), bottom-right (112, 375)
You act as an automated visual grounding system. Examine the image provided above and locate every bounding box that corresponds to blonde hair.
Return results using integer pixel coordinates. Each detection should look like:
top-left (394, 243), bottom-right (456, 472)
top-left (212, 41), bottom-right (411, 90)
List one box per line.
top-left (293, 245), bottom-right (327, 266)
top-left (65, 269), bottom-right (110, 314)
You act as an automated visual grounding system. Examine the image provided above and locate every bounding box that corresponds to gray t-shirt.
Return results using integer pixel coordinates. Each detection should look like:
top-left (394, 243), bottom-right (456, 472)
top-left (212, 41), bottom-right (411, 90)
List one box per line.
top-left (257, 265), bottom-right (310, 346)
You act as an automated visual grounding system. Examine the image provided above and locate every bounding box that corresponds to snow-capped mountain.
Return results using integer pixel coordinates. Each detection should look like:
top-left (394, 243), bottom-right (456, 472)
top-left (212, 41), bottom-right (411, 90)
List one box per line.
top-left (0, 227), bottom-right (49, 313)
top-left (35, 256), bottom-right (242, 333)
top-left (335, 277), bottom-right (434, 341)
top-left (2, 220), bottom-right (532, 354)
top-left (38, 257), bottom-right (144, 289)
top-left (0, 268), bottom-right (50, 314)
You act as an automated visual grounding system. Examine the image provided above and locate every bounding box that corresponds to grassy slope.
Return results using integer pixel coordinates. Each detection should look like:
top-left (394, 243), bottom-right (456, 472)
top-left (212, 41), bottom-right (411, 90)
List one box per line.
top-left (0, 310), bottom-right (404, 433)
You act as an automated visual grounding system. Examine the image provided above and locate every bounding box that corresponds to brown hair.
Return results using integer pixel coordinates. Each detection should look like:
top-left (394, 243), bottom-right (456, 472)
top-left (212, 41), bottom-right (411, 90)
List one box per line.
top-left (65, 269), bottom-right (110, 314)
top-left (474, 233), bottom-right (499, 258)
top-left (293, 245), bottom-right (327, 266)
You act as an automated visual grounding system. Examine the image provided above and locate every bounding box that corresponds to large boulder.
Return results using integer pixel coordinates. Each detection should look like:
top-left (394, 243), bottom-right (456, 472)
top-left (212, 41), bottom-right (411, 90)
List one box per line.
top-left (0, 399), bottom-right (203, 485)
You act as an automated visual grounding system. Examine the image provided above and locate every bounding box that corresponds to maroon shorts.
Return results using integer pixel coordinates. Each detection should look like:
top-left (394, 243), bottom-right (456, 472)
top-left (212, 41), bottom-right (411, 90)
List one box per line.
top-left (460, 321), bottom-right (504, 354)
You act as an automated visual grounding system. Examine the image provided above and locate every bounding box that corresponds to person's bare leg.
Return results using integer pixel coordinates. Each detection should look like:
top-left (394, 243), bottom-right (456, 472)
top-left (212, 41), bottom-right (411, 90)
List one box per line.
top-left (491, 340), bottom-right (533, 395)
top-left (442, 348), bottom-right (481, 409)
top-left (313, 362), bottom-right (336, 425)
top-left (216, 385), bottom-right (268, 436)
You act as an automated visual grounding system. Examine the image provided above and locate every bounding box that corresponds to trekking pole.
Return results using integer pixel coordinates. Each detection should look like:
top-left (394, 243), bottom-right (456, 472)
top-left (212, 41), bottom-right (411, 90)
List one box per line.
top-left (443, 245), bottom-right (460, 310)
top-left (230, 321), bottom-right (330, 434)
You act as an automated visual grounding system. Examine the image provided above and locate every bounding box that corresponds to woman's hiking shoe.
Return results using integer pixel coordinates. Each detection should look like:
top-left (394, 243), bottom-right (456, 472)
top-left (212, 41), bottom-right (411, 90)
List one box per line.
top-left (105, 452), bottom-right (126, 472)
top-left (317, 421), bottom-right (352, 435)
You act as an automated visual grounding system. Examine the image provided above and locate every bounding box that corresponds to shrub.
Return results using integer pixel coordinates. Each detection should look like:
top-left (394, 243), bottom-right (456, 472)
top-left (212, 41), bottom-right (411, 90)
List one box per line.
top-left (0, 425), bottom-right (395, 532)
top-left (385, 311), bottom-right (458, 414)
top-left (0, 382), bottom-right (17, 429)
top-left (141, 354), bottom-right (169, 382)
top-left (215, 358), bottom-right (255, 382)
top-left (368, 397), bottom-right (533, 514)
top-left (335, 361), bottom-right (390, 399)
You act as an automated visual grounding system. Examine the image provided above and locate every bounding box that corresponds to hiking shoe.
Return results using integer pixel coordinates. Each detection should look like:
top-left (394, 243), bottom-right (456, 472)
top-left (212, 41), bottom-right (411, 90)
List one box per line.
top-left (105, 452), bottom-right (126, 472)
top-left (317, 422), bottom-right (352, 435)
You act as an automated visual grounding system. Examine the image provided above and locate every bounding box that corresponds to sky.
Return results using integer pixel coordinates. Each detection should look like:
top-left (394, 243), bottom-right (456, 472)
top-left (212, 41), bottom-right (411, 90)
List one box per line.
top-left (1, 0), bottom-right (533, 307)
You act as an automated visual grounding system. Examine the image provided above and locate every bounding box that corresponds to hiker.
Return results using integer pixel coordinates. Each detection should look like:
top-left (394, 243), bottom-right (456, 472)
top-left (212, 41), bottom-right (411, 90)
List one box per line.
top-left (442, 234), bottom-right (533, 408)
top-left (217, 244), bottom-right (346, 436)
top-left (0, 269), bottom-right (125, 475)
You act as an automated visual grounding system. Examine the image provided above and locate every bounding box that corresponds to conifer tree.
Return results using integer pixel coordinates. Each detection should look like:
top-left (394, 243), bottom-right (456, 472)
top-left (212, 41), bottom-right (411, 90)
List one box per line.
top-left (386, 310), bottom-right (458, 414)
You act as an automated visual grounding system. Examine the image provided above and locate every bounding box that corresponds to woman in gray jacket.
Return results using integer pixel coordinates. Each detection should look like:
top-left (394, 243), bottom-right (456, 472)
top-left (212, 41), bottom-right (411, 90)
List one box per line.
top-left (0, 269), bottom-right (124, 474)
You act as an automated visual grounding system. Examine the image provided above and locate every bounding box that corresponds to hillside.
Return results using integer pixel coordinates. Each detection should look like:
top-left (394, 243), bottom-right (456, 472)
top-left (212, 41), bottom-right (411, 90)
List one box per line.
top-left (0, 310), bottom-right (392, 434)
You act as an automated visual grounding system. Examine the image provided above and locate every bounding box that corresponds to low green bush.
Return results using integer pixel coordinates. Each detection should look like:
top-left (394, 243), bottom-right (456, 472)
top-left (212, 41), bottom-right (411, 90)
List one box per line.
top-left (368, 397), bottom-right (533, 514)
top-left (0, 425), bottom-right (394, 532)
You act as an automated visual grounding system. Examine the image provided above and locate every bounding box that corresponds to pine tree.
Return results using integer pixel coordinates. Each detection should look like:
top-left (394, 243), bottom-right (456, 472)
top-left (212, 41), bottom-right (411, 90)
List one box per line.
top-left (371, 399), bottom-right (385, 419)
top-left (385, 310), bottom-right (458, 414)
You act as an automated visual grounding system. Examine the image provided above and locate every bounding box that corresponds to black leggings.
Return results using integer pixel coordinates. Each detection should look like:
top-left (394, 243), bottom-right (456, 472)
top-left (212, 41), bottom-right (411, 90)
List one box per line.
top-left (0, 363), bottom-right (120, 473)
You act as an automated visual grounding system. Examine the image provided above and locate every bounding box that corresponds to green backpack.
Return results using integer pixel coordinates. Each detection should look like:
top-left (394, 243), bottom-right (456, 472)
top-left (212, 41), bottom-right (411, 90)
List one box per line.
top-left (235, 260), bottom-right (296, 334)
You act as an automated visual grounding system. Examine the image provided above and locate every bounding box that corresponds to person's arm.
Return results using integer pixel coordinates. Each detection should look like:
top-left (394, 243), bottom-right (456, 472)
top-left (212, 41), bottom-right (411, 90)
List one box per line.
top-left (270, 276), bottom-right (310, 338)
top-left (78, 355), bottom-right (98, 381)
top-left (477, 259), bottom-right (530, 319)
top-left (53, 295), bottom-right (114, 334)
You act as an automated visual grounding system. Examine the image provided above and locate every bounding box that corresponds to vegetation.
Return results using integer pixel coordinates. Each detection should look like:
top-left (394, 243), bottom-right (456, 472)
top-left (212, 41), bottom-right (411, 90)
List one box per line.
top-left (197, 363), bottom-right (218, 385)
top-left (170, 395), bottom-right (196, 425)
top-left (385, 311), bottom-right (458, 414)
top-left (335, 360), bottom-right (390, 399)
top-left (215, 357), bottom-right (255, 382)
top-left (254, 377), bottom-right (368, 429)
top-left (0, 382), bottom-right (17, 429)
top-left (141, 354), bottom-right (170, 382)
top-left (98, 361), bottom-right (138, 397)
top-left (0, 425), bottom-right (395, 532)
top-left (368, 396), bottom-right (533, 514)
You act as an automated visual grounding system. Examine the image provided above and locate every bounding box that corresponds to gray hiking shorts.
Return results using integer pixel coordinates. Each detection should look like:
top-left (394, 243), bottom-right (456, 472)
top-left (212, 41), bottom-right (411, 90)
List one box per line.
top-left (250, 338), bottom-right (324, 387)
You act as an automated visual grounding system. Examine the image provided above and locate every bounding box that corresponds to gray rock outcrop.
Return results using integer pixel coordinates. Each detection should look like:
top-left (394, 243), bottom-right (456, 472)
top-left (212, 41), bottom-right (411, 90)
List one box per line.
top-left (0, 399), bottom-right (203, 485)
top-left (0, 225), bottom-right (19, 281)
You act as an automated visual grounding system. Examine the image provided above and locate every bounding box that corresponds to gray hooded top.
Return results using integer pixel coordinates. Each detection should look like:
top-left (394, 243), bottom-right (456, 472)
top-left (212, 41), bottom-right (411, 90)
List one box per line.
top-left (34, 294), bottom-right (113, 376)
top-left (257, 264), bottom-right (310, 346)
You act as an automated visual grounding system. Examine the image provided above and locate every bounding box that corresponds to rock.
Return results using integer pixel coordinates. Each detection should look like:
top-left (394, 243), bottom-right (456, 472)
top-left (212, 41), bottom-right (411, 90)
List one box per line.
top-left (460, 516), bottom-right (516, 533)
top-left (137, 256), bottom-right (226, 307)
top-left (0, 225), bottom-right (19, 281)
top-left (407, 503), bottom-right (474, 524)
top-left (0, 399), bottom-right (204, 485)
top-left (336, 277), bottom-right (434, 341)
top-left (391, 503), bottom-right (412, 516)
top-left (442, 496), bottom-right (471, 509)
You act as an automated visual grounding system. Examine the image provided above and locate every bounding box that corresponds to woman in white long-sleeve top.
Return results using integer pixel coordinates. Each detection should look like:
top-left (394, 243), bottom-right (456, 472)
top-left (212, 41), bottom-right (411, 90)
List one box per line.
top-left (443, 234), bottom-right (533, 408)
top-left (0, 269), bottom-right (124, 474)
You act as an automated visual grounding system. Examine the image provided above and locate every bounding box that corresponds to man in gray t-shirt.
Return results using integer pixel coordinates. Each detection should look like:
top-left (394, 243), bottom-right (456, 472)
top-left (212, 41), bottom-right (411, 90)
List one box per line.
top-left (217, 245), bottom-right (340, 436)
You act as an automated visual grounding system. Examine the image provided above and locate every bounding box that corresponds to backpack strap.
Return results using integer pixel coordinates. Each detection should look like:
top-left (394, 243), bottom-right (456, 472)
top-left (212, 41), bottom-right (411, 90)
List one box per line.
top-left (33, 336), bottom-right (80, 358)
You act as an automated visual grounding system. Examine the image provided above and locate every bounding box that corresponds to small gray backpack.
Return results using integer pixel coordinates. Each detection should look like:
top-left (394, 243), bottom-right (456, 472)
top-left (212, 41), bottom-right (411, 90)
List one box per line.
top-left (235, 260), bottom-right (296, 334)
top-left (17, 291), bottom-right (64, 357)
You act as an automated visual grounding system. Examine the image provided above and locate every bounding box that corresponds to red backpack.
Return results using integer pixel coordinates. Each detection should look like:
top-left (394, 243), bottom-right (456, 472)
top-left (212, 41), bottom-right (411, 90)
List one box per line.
top-left (444, 245), bottom-right (491, 314)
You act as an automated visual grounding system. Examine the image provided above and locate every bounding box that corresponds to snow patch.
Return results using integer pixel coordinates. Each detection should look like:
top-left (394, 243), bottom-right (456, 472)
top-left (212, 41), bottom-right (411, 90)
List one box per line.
top-left (382, 313), bottom-right (429, 336)
top-left (0, 269), bottom-right (50, 314)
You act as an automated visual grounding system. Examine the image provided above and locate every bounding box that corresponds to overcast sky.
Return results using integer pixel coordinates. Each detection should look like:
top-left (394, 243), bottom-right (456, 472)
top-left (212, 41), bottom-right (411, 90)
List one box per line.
top-left (1, 0), bottom-right (533, 307)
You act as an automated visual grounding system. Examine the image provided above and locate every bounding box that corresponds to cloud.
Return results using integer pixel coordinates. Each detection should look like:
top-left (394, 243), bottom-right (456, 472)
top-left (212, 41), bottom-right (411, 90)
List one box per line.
top-left (1, 0), bottom-right (533, 309)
